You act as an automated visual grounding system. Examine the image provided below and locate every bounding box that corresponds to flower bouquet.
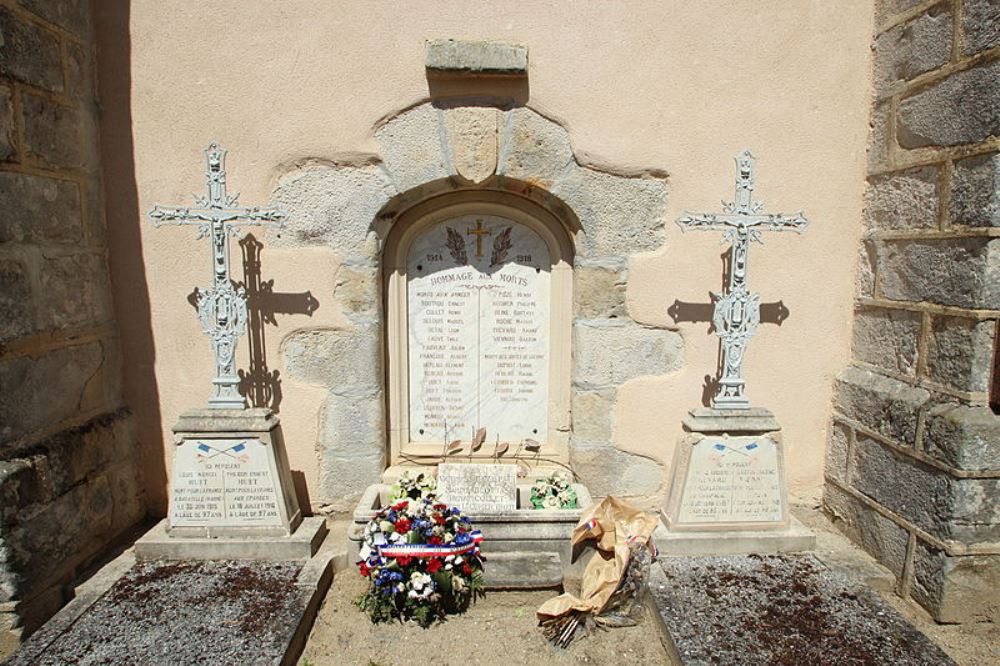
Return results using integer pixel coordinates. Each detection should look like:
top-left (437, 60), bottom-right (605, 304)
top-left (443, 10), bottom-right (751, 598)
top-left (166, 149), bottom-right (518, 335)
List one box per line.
top-left (356, 496), bottom-right (485, 626)
top-left (390, 470), bottom-right (437, 502)
top-left (530, 471), bottom-right (579, 509)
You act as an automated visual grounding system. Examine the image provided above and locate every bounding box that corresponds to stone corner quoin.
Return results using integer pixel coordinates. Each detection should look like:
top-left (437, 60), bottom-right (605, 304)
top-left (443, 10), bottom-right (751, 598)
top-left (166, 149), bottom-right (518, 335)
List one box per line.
top-left (268, 102), bottom-right (674, 509)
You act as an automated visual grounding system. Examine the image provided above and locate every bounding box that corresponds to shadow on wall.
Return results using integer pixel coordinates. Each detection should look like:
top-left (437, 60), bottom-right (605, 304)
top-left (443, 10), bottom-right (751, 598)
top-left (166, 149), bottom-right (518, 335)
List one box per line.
top-left (668, 249), bottom-right (790, 407)
top-left (95, 0), bottom-right (166, 515)
top-left (185, 233), bottom-right (320, 413)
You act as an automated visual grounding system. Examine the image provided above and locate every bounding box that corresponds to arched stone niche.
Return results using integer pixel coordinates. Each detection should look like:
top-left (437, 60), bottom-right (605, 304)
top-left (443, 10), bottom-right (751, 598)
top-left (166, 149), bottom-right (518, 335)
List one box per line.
top-left (272, 103), bottom-right (681, 513)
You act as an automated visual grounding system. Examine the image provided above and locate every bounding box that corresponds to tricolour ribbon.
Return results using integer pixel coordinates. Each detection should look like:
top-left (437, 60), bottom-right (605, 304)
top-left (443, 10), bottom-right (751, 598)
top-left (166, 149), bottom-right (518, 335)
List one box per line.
top-left (378, 530), bottom-right (483, 559)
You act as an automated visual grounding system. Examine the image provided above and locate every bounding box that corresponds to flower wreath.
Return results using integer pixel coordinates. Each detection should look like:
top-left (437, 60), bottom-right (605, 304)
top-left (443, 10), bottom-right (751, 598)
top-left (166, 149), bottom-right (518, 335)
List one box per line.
top-left (356, 496), bottom-right (485, 626)
top-left (530, 471), bottom-right (579, 509)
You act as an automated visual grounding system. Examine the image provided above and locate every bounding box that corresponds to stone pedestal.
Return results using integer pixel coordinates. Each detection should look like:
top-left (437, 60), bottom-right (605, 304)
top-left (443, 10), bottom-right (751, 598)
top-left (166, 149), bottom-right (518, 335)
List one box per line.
top-left (657, 408), bottom-right (814, 555)
top-left (136, 408), bottom-right (326, 561)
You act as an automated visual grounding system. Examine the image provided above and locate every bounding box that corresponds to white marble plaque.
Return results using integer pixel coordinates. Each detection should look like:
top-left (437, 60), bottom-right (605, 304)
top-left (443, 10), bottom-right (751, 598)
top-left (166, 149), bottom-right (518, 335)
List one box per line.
top-left (676, 437), bottom-right (784, 524)
top-left (169, 438), bottom-right (283, 528)
top-left (407, 215), bottom-right (550, 443)
top-left (436, 463), bottom-right (517, 514)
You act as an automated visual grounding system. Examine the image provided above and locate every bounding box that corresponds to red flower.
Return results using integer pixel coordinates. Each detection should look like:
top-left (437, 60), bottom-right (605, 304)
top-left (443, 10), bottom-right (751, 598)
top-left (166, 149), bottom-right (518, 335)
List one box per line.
top-left (433, 503), bottom-right (446, 510)
top-left (428, 535), bottom-right (442, 545)
top-left (396, 555), bottom-right (413, 567)
top-left (394, 518), bottom-right (411, 534)
top-left (359, 562), bottom-right (370, 577)
top-left (426, 558), bottom-right (443, 573)
top-left (433, 515), bottom-right (446, 525)
top-left (393, 501), bottom-right (408, 511)
top-left (462, 563), bottom-right (472, 575)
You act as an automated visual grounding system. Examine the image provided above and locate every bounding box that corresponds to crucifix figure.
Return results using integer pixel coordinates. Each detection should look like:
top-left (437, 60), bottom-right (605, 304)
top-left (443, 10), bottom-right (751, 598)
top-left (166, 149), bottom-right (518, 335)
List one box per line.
top-left (676, 150), bottom-right (809, 410)
top-left (149, 142), bottom-right (286, 409)
top-left (466, 219), bottom-right (492, 257)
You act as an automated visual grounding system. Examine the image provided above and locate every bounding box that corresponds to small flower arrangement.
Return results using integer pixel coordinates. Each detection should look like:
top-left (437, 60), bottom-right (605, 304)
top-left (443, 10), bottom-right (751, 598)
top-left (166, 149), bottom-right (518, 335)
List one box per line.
top-left (356, 496), bottom-right (485, 626)
top-left (390, 470), bottom-right (437, 501)
top-left (530, 471), bottom-right (578, 509)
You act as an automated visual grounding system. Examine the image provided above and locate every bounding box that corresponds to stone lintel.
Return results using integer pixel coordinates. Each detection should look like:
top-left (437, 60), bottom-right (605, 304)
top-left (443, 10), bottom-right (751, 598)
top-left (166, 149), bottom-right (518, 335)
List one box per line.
top-left (172, 407), bottom-right (278, 434)
top-left (683, 407), bottom-right (781, 433)
top-left (425, 39), bottom-right (527, 74)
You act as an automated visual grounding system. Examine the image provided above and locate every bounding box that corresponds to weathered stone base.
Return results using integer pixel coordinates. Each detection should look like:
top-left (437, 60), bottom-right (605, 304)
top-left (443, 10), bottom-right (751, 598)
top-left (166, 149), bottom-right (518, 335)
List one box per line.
top-left (653, 516), bottom-right (816, 556)
top-left (350, 482), bottom-right (594, 589)
top-left (135, 517), bottom-right (327, 561)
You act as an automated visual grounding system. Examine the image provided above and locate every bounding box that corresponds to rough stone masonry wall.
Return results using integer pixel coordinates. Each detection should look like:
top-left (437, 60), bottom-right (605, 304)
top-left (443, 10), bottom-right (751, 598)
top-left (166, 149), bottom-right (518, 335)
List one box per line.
top-left (271, 102), bottom-right (680, 513)
top-left (0, 0), bottom-right (144, 652)
top-left (823, 0), bottom-right (1000, 623)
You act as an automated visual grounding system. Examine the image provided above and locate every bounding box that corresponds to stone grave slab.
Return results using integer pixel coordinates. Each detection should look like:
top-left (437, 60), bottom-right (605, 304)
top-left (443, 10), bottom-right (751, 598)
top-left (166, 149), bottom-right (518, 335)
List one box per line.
top-left (5, 545), bottom-right (335, 666)
top-left (646, 554), bottom-right (957, 666)
top-left (436, 462), bottom-right (517, 513)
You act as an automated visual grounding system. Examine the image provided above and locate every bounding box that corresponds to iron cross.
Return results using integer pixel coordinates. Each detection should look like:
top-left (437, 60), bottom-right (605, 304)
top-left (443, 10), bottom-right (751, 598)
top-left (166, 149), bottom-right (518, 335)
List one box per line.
top-left (148, 142), bottom-right (286, 409)
top-left (676, 150), bottom-right (809, 410)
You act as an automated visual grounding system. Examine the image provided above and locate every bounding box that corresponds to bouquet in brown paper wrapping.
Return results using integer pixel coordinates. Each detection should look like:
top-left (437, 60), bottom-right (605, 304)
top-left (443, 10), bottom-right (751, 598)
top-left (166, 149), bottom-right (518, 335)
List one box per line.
top-left (537, 496), bottom-right (659, 647)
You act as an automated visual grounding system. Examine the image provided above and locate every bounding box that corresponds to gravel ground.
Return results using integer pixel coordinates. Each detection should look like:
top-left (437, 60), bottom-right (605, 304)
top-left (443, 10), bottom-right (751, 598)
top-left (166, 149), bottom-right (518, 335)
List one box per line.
top-left (301, 568), bottom-right (670, 666)
top-left (650, 554), bottom-right (956, 666)
top-left (6, 561), bottom-right (305, 666)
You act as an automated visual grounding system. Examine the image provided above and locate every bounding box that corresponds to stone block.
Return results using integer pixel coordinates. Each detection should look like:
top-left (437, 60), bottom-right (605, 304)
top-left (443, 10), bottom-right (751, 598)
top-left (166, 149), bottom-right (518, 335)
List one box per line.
top-left (868, 101), bottom-right (891, 173)
top-left (573, 264), bottom-right (626, 318)
top-left (319, 392), bottom-right (384, 460)
top-left (333, 264), bottom-right (378, 318)
top-left (18, 0), bottom-right (90, 38)
top-left (0, 342), bottom-right (103, 445)
top-left (925, 315), bottom-right (995, 393)
top-left (0, 7), bottom-right (62, 92)
top-left (442, 106), bottom-right (498, 184)
top-left (281, 324), bottom-right (381, 396)
top-left (36, 252), bottom-right (113, 331)
top-left (898, 59), bottom-right (1000, 148)
top-left (64, 42), bottom-right (92, 102)
top-left (832, 365), bottom-right (929, 445)
top-left (569, 440), bottom-right (662, 498)
top-left (950, 151), bottom-right (1000, 228)
top-left (0, 173), bottom-right (82, 244)
top-left (851, 306), bottom-right (921, 376)
top-left (863, 167), bottom-right (938, 230)
top-left (573, 320), bottom-right (682, 390)
top-left (825, 420), bottom-right (851, 483)
top-left (425, 40), bottom-right (527, 73)
top-left (823, 483), bottom-right (909, 577)
top-left (849, 434), bottom-right (950, 538)
top-left (855, 240), bottom-right (876, 298)
top-left (21, 94), bottom-right (81, 170)
top-left (961, 0), bottom-right (1000, 56)
top-left (553, 166), bottom-right (667, 260)
top-left (0, 259), bottom-right (33, 343)
top-left (316, 450), bottom-right (384, 514)
top-left (135, 517), bottom-right (327, 561)
top-left (0, 459), bottom-right (44, 527)
top-left (570, 388), bottom-right (616, 443)
top-left (497, 107), bottom-right (574, 187)
top-left (873, 6), bottom-right (952, 98)
top-left (375, 104), bottom-right (449, 192)
top-left (270, 164), bottom-right (395, 261)
top-left (0, 86), bottom-right (14, 161)
top-left (924, 403), bottom-right (1000, 471)
top-left (877, 237), bottom-right (1000, 309)
top-left (913, 541), bottom-right (1000, 622)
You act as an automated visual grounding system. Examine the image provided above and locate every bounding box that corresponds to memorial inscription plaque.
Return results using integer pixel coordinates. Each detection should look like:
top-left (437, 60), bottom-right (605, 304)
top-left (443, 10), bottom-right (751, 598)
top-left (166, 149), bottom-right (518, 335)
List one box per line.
top-left (407, 215), bottom-right (550, 443)
top-left (170, 437), bottom-right (283, 528)
top-left (675, 437), bottom-right (784, 526)
top-left (436, 463), bottom-right (518, 514)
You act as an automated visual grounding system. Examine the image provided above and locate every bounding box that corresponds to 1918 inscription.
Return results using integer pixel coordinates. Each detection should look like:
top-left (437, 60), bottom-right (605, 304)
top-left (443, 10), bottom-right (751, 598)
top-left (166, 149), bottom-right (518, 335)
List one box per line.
top-left (170, 438), bottom-right (283, 527)
top-left (677, 437), bottom-right (783, 524)
top-left (407, 215), bottom-right (550, 443)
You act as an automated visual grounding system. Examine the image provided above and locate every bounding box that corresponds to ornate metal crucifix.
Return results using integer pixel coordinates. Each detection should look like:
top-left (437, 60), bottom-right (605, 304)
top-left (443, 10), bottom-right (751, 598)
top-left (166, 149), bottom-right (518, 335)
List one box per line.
top-left (148, 143), bottom-right (286, 409)
top-left (676, 150), bottom-right (809, 410)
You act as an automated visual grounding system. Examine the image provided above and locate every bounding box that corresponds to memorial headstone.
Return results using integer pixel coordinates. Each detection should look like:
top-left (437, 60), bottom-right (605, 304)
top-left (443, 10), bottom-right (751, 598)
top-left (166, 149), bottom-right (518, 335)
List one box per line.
top-left (135, 144), bottom-right (324, 560)
top-left (436, 463), bottom-right (518, 513)
top-left (660, 152), bottom-right (815, 555)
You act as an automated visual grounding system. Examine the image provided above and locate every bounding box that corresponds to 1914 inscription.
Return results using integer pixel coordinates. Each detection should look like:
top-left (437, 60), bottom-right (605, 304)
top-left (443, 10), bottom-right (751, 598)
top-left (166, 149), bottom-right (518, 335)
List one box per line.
top-left (170, 438), bottom-right (283, 527)
top-left (436, 463), bottom-right (518, 514)
top-left (677, 437), bottom-right (783, 524)
top-left (407, 215), bottom-right (550, 443)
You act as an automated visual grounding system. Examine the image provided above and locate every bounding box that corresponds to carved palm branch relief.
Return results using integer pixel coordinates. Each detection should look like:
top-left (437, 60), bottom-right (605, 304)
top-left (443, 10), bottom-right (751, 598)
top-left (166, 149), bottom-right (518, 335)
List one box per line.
top-left (446, 226), bottom-right (468, 265)
top-left (490, 226), bottom-right (513, 267)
